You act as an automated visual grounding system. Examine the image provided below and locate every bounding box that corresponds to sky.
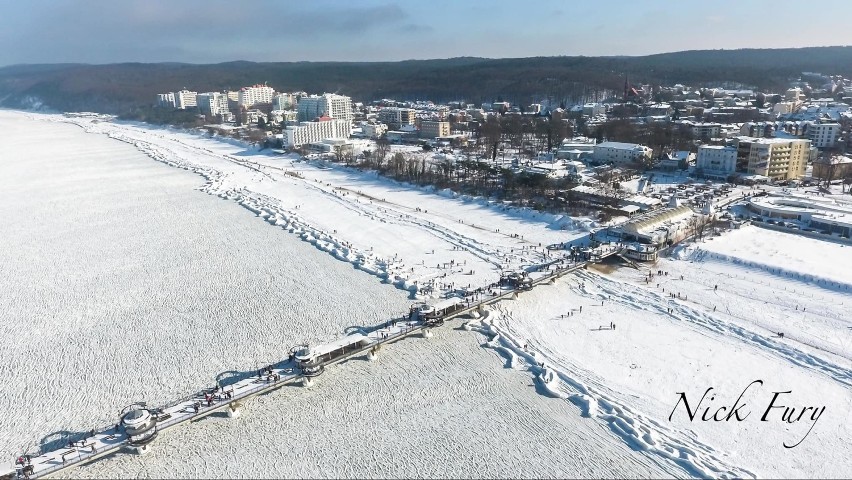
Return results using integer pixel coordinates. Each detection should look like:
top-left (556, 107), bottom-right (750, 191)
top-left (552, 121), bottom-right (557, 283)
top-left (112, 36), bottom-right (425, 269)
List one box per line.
top-left (0, 0), bottom-right (850, 66)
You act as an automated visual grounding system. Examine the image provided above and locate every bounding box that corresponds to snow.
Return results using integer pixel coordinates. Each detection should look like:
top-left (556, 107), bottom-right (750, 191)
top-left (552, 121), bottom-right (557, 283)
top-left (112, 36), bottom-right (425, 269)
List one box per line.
top-left (3, 109), bottom-right (850, 478)
top-left (481, 234), bottom-right (852, 478)
top-left (59, 327), bottom-right (674, 479)
top-left (0, 110), bottom-right (411, 463)
top-left (44, 113), bottom-right (592, 300)
top-left (694, 225), bottom-right (852, 287)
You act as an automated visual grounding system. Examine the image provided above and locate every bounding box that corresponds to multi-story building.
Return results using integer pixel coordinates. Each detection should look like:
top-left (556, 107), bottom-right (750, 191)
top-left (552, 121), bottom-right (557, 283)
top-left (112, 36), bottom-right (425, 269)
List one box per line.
top-left (785, 88), bottom-right (804, 102)
top-left (812, 155), bottom-right (852, 180)
top-left (196, 92), bottom-right (230, 116)
top-left (696, 145), bottom-right (737, 178)
top-left (281, 118), bottom-right (351, 148)
top-left (808, 123), bottom-right (840, 149)
top-left (156, 92), bottom-right (175, 108)
top-left (273, 93), bottom-right (298, 111)
top-left (377, 107), bottom-right (415, 129)
top-left (269, 110), bottom-right (298, 124)
top-left (297, 94), bottom-right (353, 122)
top-left (362, 123), bottom-right (388, 139)
top-left (419, 121), bottom-right (450, 139)
top-left (592, 141), bottom-right (653, 165)
top-left (173, 90), bottom-right (197, 110)
top-left (583, 103), bottom-right (606, 117)
top-left (691, 122), bottom-right (722, 140)
top-left (238, 84), bottom-right (275, 109)
top-left (735, 137), bottom-right (811, 180)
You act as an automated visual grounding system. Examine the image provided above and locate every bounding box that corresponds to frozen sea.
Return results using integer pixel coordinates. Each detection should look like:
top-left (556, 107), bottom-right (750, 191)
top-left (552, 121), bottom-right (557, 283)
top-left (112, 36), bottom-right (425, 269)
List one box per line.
top-left (0, 111), bottom-right (676, 478)
top-left (0, 111), bottom-right (410, 459)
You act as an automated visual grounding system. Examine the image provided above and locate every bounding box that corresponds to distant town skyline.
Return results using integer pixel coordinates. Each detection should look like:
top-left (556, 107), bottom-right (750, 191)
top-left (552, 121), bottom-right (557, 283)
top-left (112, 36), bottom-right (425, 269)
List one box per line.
top-left (1, 0), bottom-right (851, 67)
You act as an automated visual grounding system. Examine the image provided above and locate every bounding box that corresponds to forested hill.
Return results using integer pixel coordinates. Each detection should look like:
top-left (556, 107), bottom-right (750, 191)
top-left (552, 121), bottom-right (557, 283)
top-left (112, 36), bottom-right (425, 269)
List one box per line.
top-left (1, 46), bottom-right (850, 114)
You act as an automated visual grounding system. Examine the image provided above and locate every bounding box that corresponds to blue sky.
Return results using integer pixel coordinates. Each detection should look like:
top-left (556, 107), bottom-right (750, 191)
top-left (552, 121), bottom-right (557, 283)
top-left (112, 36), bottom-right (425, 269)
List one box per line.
top-left (0, 0), bottom-right (850, 66)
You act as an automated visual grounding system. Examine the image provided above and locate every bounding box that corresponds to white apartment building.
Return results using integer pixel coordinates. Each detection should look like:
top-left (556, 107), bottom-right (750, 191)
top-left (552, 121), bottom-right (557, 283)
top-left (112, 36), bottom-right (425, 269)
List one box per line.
top-left (238, 84), bottom-right (275, 108)
top-left (362, 122), bottom-right (388, 139)
top-left (281, 118), bottom-right (351, 148)
top-left (273, 93), bottom-right (298, 111)
top-left (297, 93), bottom-right (353, 122)
top-left (697, 145), bottom-right (737, 178)
top-left (174, 90), bottom-right (197, 109)
top-left (583, 103), bottom-right (606, 117)
top-left (196, 92), bottom-right (230, 116)
top-left (691, 122), bottom-right (721, 139)
top-left (592, 141), bottom-right (653, 164)
top-left (773, 102), bottom-right (797, 115)
top-left (269, 110), bottom-right (298, 124)
top-left (785, 88), bottom-right (804, 102)
top-left (808, 123), bottom-right (840, 149)
top-left (556, 137), bottom-right (596, 160)
top-left (156, 92), bottom-right (175, 108)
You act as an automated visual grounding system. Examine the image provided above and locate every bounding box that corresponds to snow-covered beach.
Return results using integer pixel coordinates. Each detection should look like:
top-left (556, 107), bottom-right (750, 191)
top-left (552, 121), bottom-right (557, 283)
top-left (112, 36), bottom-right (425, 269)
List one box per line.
top-left (3, 110), bottom-right (850, 478)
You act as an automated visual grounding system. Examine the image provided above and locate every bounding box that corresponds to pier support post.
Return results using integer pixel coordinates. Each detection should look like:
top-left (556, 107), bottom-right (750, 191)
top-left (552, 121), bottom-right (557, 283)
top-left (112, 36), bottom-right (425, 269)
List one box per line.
top-left (227, 402), bottom-right (243, 418)
top-left (367, 345), bottom-right (380, 361)
top-left (131, 444), bottom-right (150, 455)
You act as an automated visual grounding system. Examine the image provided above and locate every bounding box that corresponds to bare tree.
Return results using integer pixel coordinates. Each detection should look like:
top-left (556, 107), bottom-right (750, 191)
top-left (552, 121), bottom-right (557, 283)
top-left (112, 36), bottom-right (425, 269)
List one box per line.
top-left (819, 158), bottom-right (839, 188)
top-left (375, 136), bottom-right (391, 170)
top-left (332, 144), bottom-right (346, 163)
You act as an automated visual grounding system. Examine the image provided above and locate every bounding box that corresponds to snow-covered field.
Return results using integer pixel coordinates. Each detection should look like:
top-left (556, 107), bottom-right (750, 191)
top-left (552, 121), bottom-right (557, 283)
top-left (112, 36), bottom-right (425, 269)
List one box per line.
top-left (695, 225), bottom-right (852, 287)
top-left (486, 231), bottom-right (852, 478)
top-left (3, 110), bottom-right (850, 478)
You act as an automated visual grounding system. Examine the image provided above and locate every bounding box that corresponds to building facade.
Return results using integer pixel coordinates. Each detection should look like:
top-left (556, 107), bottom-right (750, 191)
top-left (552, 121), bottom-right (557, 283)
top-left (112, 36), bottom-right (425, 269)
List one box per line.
top-left (173, 90), bottom-right (197, 109)
top-left (377, 107), bottom-right (415, 129)
top-left (156, 92), bottom-right (175, 108)
top-left (812, 155), bottom-right (852, 180)
top-left (592, 141), bottom-right (653, 165)
top-left (691, 122), bottom-right (722, 140)
top-left (281, 118), bottom-right (351, 148)
top-left (808, 123), bottom-right (840, 149)
top-left (419, 121), bottom-right (450, 139)
top-left (272, 93), bottom-right (298, 111)
top-left (297, 94), bottom-right (353, 122)
top-left (696, 145), bottom-right (737, 178)
top-left (238, 85), bottom-right (275, 108)
top-left (362, 123), bottom-right (388, 139)
top-left (736, 137), bottom-right (811, 180)
top-left (196, 92), bottom-right (230, 116)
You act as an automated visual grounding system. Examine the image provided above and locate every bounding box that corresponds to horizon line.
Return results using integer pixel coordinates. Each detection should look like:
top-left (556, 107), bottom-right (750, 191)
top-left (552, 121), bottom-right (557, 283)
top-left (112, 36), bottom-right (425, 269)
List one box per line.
top-left (2, 45), bottom-right (851, 69)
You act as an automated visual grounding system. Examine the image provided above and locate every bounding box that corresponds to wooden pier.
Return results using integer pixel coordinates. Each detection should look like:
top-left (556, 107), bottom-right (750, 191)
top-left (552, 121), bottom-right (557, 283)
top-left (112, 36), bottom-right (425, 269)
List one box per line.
top-left (9, 259), bottom-right (589, 479)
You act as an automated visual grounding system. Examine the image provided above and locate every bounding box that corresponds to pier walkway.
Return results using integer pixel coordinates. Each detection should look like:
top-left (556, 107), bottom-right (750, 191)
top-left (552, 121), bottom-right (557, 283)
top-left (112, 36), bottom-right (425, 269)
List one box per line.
top-left (8, 260), bottom-right (589, 479)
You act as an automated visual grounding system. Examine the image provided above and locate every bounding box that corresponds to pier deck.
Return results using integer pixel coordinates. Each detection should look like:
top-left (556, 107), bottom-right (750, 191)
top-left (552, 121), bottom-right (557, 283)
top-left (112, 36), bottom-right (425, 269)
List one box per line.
top-left (10, 259), bottom-right (589, 479)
